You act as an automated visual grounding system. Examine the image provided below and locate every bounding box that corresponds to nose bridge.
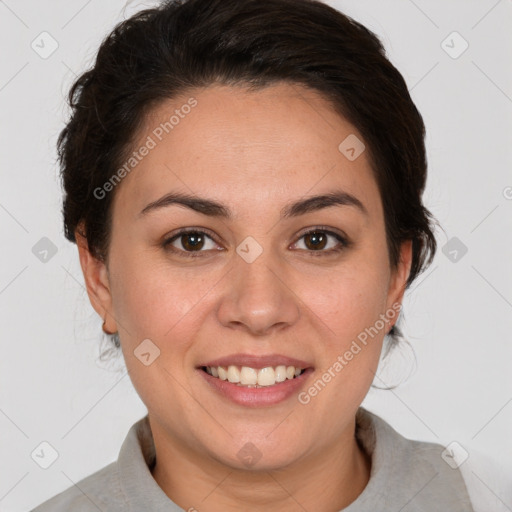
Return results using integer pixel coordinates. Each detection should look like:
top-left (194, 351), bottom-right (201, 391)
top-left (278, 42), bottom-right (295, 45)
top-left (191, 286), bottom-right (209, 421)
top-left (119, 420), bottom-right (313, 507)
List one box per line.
top-left (216, 236), bottom-right (300, 335)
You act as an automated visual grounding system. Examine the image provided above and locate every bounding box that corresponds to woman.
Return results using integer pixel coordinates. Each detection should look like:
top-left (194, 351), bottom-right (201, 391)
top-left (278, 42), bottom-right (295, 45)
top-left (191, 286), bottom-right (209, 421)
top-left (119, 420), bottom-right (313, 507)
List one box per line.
top-left (32, 0), bottom-right (475, 510)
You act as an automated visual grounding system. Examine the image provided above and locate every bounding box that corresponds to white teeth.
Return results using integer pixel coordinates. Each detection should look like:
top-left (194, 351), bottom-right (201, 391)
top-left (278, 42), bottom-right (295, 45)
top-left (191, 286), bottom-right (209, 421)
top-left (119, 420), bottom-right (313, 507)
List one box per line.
top-left (257, 367), bottom-right (275, 386)
top-left (240, 366), bottom-right (258, 385)
top-left (204, 364), bottom-right (305, 387)
top-left (227, 365), bottom-right (240, 383)
top-left (275, 365), bottom-right (287, 382)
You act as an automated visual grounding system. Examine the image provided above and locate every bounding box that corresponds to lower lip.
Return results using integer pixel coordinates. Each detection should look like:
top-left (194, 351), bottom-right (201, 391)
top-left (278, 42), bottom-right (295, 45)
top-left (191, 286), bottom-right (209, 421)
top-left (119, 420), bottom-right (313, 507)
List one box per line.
top-left (197, 368), bottom-right (314, 407)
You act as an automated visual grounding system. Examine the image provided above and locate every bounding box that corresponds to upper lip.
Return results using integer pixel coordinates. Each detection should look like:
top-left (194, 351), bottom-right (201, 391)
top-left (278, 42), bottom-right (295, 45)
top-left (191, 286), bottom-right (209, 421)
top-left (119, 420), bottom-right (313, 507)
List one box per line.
top-left (198, 353), bottom-right (313, 370)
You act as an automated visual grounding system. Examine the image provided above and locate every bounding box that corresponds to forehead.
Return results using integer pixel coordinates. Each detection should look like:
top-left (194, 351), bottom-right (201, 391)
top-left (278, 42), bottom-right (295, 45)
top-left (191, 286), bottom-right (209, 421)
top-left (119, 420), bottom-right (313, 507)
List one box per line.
top-left (113, 82), bottom-right (382, 221)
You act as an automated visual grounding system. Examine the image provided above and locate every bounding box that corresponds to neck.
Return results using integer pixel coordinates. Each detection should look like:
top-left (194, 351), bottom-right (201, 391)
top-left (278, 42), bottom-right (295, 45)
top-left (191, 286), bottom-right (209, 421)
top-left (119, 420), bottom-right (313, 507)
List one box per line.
top-left (150, 416), bottom-right (371, 512)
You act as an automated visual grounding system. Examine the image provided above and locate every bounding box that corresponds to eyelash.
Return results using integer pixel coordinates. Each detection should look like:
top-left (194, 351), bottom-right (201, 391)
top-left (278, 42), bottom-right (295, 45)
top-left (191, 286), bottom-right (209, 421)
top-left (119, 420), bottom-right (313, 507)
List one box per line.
top-left (162, 226), bottom-right (350, 258)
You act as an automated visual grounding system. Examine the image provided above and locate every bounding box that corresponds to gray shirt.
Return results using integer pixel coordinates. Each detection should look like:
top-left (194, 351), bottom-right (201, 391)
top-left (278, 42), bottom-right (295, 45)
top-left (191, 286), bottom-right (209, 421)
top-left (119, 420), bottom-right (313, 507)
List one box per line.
top-left (31, 407), bottom-right (475, 511)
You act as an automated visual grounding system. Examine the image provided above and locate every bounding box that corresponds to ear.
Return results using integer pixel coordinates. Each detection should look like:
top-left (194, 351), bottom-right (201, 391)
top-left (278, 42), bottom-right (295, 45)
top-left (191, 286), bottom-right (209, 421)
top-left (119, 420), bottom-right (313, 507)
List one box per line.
top-left (75, 224), bottom-right (117, 334)
top-left (386, 239), bottom-right (413, 314)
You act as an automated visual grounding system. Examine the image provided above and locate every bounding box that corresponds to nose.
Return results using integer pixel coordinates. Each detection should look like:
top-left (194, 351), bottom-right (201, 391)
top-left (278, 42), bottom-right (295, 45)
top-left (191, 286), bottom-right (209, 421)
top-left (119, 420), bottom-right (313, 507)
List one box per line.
top-left (216, 247), bottom-right (300, 336)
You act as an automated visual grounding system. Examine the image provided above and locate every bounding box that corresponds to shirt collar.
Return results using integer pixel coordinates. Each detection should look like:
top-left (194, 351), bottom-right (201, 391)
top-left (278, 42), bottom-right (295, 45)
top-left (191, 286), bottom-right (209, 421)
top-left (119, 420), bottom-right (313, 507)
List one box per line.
top-left (115, 407), bottom-right (432, 511)
top-left (117, 415), bottom-right (182, 511)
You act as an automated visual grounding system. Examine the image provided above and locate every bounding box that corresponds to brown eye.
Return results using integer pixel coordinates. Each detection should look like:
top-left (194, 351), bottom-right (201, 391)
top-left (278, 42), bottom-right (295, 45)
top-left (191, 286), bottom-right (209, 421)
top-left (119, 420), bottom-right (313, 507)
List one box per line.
top-left (180, 232), bottom-right (205, 251)
top-left (163, 229), bottom-right (219, 256)
top-left (303, 231), bottom-right (328, 251)
top-left (293, 228), bottom-right (349, 255)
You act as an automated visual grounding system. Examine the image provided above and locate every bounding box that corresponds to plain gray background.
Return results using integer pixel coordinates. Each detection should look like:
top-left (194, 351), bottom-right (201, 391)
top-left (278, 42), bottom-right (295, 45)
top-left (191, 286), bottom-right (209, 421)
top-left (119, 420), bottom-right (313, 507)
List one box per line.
top-left (1, 1), bottom-right (511, 511)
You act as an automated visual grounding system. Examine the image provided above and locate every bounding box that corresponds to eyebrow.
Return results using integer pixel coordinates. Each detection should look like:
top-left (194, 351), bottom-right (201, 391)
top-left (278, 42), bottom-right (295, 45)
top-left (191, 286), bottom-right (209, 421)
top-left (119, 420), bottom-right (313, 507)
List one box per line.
top-left (139, 189), bottom-right (368, 219)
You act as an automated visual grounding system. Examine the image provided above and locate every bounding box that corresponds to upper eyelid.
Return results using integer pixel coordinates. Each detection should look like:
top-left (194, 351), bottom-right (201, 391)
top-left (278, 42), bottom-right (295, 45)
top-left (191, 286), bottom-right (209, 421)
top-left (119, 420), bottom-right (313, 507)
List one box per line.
top-left (294, 226), bottom-right (346, 239)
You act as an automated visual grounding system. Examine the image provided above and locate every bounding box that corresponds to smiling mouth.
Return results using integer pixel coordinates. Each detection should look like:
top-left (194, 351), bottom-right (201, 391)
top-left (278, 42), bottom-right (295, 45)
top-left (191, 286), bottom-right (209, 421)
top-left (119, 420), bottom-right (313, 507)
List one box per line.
top-left (200, 365), bottom-right (307, 388)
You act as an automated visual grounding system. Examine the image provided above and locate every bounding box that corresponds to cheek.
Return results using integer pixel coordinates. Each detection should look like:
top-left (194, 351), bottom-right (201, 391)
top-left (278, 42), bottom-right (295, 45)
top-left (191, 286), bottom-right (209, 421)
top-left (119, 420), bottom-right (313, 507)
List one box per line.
top-left (294, 267), bottom-right (389, 417)
top-left (108, 249), bottom-right (207, 346)
top-left (303, 261), bottom-right (390, 342)
top-left (108, 252), bottom-right (203, 417)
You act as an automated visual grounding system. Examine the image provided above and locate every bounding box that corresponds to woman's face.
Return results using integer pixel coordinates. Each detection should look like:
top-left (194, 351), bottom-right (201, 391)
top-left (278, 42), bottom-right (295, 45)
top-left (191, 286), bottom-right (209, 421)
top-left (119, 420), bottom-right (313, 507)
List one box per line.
top-left (80, 82), bottom-right (411, 470)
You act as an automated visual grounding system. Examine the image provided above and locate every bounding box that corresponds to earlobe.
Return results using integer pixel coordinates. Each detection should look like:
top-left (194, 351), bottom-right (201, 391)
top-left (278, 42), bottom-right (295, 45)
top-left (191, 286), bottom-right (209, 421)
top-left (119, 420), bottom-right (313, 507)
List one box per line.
top-left (75, 226), bottom-right (117, 333)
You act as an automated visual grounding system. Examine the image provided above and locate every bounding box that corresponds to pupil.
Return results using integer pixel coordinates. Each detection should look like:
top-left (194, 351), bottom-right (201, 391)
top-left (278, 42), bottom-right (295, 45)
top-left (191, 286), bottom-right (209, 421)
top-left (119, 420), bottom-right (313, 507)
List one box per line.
top-left (307, 232), bottom-right (326, 250)
top-left (183, 233), bottom-right (203, 250)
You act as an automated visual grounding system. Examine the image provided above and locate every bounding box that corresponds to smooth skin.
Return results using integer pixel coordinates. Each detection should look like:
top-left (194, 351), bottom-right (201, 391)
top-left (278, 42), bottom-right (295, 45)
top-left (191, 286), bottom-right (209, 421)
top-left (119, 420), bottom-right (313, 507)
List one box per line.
top-left (76, 82), bottom-right (412, 511)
